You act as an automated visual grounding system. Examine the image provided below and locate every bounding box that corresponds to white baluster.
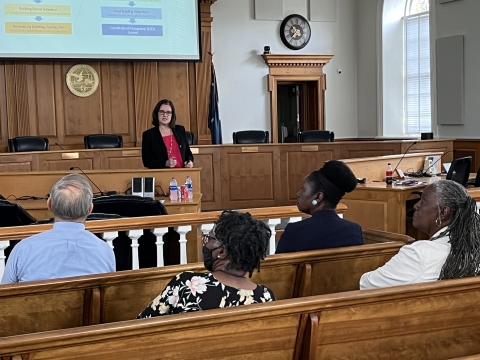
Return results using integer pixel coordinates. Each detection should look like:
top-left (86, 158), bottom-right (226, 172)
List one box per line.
top-left (200, 223), bottom-right (214, 236)
top-left (337, 213), bottom-right (344, 219)
top-left (101, 231), bottom-right (118, 250)
top-left (175, 225), bottom-right (192, 264)
top-left (127, 229), bottom-right (143, 270)
top-left (151, 227), bottom-right (168, 267)
top-left (265, 218), bottom-right (281, 255)
top-left (288, 216), bottom-right (303, 224)
top-left (0, 240), bottom-right (10, 280)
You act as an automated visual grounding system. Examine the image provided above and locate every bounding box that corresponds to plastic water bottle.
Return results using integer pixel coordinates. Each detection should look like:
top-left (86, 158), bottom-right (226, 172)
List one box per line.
top-left (169, 178), bottom-right (178, 201)
top-left (386, 163), bottom-right (393, 185)
top-left (185, 176), bottom-right (193, 200)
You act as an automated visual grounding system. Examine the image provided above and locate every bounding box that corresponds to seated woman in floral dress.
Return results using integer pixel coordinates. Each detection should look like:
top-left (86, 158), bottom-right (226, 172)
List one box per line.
top-left (137, 210), bottom-right (275, 318)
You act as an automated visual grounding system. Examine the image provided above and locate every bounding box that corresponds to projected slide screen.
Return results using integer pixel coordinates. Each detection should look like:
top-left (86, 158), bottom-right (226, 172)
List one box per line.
top-left (0, 0), bottom-right (200, 60)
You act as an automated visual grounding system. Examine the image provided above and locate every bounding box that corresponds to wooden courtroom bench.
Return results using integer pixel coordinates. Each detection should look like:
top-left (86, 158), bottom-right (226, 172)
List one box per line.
top-left (0, 230), bottom-right (410, 337)
top-left (1, 276), bottom-right (479, 360)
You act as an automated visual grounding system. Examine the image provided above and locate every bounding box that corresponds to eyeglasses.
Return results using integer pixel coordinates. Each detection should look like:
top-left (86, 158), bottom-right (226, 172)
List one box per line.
top-left (159, 110), bottom-right (172, 116)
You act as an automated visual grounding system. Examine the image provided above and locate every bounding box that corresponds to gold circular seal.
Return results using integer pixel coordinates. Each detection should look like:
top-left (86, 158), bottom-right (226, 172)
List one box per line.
top-left (66, 64), bottom-right (99, 97)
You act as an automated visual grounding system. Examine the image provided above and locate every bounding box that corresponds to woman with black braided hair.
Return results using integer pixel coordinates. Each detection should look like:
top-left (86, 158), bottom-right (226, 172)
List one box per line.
top-left (137, 211), bottom-right (275, 318)
top-left (276, 160), bottom-right (364, 254)
top-left (361, 180), bottom-right (480, 289)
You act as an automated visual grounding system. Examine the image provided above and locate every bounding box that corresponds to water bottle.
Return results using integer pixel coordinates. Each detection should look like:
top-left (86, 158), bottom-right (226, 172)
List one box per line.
top-left (169, 177), bottom-right (178, 201)
top-left (386, 163), bottom-right (393, 185)
top-left (185, 176), bottom-right (193, 200)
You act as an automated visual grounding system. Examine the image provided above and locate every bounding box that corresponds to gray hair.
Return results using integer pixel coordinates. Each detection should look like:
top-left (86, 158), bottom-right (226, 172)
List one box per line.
top-left (50, 174), bottom-right (93, 221)
top-left (430, 180), bottom-right (480, 279)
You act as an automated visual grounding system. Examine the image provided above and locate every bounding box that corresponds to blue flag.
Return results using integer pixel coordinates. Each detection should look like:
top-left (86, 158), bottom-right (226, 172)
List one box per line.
top-left (208, 63), bottom-right (223, 144)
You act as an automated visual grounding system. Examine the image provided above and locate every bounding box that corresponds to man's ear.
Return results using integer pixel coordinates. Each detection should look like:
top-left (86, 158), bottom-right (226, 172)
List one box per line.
top-left (87, 203), bottom-right (93, 216)
top-left (47, 198), bottom-right (52, 212)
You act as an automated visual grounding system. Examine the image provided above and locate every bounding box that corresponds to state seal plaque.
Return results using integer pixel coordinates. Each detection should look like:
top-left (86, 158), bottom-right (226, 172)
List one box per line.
top-left (66, 64), bottom-right (99, 97)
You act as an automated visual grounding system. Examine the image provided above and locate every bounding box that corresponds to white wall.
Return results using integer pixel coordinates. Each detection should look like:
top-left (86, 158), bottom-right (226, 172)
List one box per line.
top-left (435, 0), bottom-right (480, 138)
top-left (211, 0), bottom-right (358, 142)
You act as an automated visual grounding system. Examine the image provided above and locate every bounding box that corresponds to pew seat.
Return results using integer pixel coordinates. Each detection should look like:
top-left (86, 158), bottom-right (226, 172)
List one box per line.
top-left (0, 229), bottom-right (411, 337)
top-left (1, 276), bottom-right (479, 360)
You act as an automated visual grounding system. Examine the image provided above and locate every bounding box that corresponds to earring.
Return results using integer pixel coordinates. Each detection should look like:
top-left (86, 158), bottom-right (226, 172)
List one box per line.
top-left (435, 218), bottom-right (442, 226)
top-left (312, 200), bottom-right (318, 206)
top-left (217, 255), bottom-right (221, 258)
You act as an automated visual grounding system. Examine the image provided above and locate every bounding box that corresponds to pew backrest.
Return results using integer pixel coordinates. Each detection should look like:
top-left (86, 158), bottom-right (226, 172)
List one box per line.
top-left (1, 277), bottom-right (480, 360)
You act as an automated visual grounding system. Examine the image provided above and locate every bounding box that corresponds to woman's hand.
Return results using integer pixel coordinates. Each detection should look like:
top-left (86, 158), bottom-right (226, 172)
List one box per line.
top-left (166, 158), bottom-right (177, 168)
top-left (184, 161), bottom-right (194, 168)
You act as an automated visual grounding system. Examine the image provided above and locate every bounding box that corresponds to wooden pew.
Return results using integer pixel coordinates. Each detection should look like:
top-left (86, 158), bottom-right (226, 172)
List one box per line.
top-left (0, 230), bottom-right (410, 337)
top-left (1, 276), bottom-right (479, 360)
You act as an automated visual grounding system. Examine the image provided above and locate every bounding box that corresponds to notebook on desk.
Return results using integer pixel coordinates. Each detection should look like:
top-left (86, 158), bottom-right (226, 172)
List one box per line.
top-left (443, 163), bottom-right (451, 173)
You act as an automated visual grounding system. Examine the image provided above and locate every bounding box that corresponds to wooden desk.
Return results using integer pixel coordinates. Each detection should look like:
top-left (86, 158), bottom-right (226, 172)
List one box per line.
top-left (0, 169), bottom-right (202, 217)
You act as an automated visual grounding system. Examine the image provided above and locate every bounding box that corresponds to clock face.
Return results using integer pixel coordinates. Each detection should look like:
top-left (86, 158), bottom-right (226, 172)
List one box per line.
top-left (280, 14), bottom-right (311, 50)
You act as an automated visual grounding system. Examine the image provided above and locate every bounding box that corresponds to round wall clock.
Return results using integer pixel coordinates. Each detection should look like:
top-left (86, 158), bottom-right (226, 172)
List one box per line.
top-left (280, 14), bottom-right (311, 50)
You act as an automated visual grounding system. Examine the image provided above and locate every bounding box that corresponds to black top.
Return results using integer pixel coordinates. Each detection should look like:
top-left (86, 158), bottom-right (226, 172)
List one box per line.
top-left (275, 210), bottom-right (364, 254)
top-left (136, 271), bottom-right (275, 318)
top-left (141, 126), bottom-right (194, 169)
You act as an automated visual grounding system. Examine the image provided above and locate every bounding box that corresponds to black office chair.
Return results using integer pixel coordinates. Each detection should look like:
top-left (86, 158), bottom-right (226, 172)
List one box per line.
top-left (84, 134), bottom-right (123, 149)
top-left (232, 130), bottom-right (269, 144)
top-left (8, 136), bottom-right (50, 152)
top-left (185, 131), bottom-right (196, 146)
top-left (446, 156), bottom-right (472, 187)
top-left (298, 130), bottom-right (335, 143)
top-left (467, 166), bottom-right (480, 187)
top-left (92, 195), bottom-right (169, 270)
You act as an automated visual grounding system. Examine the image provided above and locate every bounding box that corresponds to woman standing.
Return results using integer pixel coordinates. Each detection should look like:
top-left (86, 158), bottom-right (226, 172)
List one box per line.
top-left (142, 99), bottom-right (194, 169)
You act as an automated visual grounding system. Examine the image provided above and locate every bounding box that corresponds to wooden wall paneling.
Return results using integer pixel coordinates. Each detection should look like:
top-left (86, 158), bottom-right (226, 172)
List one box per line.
top-left (220, 145), bottom-right (281, 209)
top-left (193, 146), bottom-right (221, 210)
top-left (338, 142), bottom-right (400, 159)
top-left (0, 153), bottom-right (35, 172)
top-left (0, 62), bottom-right (8, 151)
top-left (403, 139), bottom-right (453, 162)
top-left (100, 62), bottom-right (136, 146)
top-left (157, 63), bottom-right (191, 130)
top-left (61, 62), bottom-right (103, 145)
top-left (32, 62), bottom-right (57, 140)
top-left (101, 149), bottom-right (143, 170)
top-left (53, 62), bottom-right (67, 147)
top-left (134, 62), bottom-right (159, 145)
top-left (453, 140), bottom-right (480, 173)
top-left (280, 145), bottom-right (334, 204)
top-left (4, 62), bottom-right (18, 141)
top-left (38, 151), bottom-right (97, 171)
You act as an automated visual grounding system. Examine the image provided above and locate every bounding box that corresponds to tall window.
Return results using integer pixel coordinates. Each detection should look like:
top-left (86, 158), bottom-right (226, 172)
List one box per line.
top-left (404, 0), bottom-right (431, 135)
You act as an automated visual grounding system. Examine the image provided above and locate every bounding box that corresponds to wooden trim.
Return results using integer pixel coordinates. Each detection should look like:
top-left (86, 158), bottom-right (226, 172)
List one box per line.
top-left (83, 288), bottom-right (101, 326)
top-left (302, 313), bottom-right (320, 360)
top-left (293, 313), bottom-right (309, 360)
top-left (293, 263), bottom-right (312, 298)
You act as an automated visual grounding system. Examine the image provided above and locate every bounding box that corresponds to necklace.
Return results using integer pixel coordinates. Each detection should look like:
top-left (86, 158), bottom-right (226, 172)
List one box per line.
top-left (167, 134), bottom-right (173, 156)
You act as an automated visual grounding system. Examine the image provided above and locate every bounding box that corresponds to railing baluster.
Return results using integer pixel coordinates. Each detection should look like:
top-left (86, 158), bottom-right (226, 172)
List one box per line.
top-left (151, 227), bottom-right (168, 267)
top-left (200, 223), bottom-right (214, 236)
top-left (127, 229), bottom-right (143, 270)
top-left (265, 218), bottom-right (281, 255)
top-left (101, 231), bottom-right (118, 250)
top-left (0, 240), bottom-right (10, 280)
top-left (288, 217), bottom-right (303, 224)
top-left (175, 226), bottom-right (192, 264)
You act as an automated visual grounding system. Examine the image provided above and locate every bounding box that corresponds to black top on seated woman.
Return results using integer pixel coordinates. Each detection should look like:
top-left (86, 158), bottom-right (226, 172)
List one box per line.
top-left (276, 160), bottom-right (364, 254)
top-left (141, 99), bottom-right (194, 169)
top-left (137, 211), bottom-right (275, 318)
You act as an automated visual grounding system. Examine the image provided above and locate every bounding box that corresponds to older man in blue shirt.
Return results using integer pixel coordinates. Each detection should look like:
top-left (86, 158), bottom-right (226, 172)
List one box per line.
top-left (1, 174), bottom-right (115, 284)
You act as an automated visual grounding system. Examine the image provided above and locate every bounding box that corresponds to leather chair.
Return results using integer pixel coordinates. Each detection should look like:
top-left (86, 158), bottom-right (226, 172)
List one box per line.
top-left (8, 136), bottom-right (50, 152)
top-left (467, 166), bottom-right (480, 187)
top-left (84, 134), bottom-right (123, 149)
top-left (92, 195), bottom-right (167, 217)
top-left (232, 130), bottom-right (269, 144)
top-left (446, 156), bottom-right (472, 187)
top-left (185, 131), bottom-right (196, 146)
top-left (298, 130), bottom-right (335, 143)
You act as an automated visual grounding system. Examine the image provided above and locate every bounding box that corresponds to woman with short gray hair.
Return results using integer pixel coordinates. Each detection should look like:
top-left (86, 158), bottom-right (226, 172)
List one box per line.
top-left (360, 179), bottom-right (480, 289)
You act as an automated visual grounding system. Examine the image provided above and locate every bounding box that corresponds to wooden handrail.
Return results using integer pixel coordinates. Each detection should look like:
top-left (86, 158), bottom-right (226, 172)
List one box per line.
top-left (0, 204), bottom-right (347, 241)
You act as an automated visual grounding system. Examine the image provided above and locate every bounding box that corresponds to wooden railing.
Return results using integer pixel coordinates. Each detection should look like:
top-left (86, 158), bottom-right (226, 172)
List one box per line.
top-left (0, 204), bottom-right (348, 278)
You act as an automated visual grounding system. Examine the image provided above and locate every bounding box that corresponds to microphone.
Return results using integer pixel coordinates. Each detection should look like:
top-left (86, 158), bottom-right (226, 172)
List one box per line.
top-left (393, 141), bottom-right (417, 175)
top-left (423, 149), bottom-right (457, 176)
top-left (69, 167), bottom-right (105, 196)
top-left (55, 142), bottom-right (64, 150)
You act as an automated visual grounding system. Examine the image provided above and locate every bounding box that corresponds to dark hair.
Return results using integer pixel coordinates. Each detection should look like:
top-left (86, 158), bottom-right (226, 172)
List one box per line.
top-left (306, 160), bottom-right (357, 208)
top-left (214, 210), bottom-right (271, 277)
top-left (430, 180), bottom-right (480, 280)
top-left (152, 99), bottom-right (176, 128)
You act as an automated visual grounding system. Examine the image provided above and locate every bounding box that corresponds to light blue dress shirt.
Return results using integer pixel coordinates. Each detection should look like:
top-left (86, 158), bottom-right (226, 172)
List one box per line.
top-left (1, 222), bottom-right (116, 284)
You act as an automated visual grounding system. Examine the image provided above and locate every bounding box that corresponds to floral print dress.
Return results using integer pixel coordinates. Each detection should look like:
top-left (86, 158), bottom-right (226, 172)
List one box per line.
top-left (137, 271), bottom-right (275, 318)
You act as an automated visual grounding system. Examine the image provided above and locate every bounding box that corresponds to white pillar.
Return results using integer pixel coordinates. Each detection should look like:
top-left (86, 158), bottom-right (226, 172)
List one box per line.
top-left (265, 218), bottom-right (281, 255)
top-left (127, 229), bottom-right (143, 270)
top-left (175, 225), bottom-right (192, 264)
top-left (101, 231), bottom-right (118, 250)
top-left (151, 227), bottom-right (168, 267)
top-left (0, 240), bottom-right (10, 280)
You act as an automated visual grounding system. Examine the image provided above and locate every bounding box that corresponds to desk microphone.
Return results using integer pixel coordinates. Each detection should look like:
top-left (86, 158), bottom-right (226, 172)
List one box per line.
top-left (423, 149), bottom-right (457, 176)
top-left (393, 141), bottom-right (417, 175)
top-left (54, 142), bottom-right (64, 150)
top-left (69, 166), bottom-right (105, 196)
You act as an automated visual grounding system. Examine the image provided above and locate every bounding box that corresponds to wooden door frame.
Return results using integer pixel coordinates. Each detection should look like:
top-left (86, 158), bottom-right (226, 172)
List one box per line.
top-left (262, 54), bottom-right (333, 143)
